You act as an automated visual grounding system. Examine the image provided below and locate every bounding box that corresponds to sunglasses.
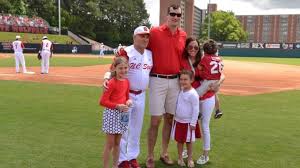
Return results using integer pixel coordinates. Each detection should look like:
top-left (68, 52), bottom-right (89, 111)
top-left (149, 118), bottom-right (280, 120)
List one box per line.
top-left (188, 45), bottom-right (199, 51)
top-left (169, 12), bottom-right (182, 17)
top-left (137, 34), bottom-right (150, 39)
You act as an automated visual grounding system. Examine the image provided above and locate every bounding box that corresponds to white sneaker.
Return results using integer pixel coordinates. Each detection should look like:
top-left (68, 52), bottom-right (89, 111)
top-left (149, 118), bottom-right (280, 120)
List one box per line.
top-left (196, 155), bottom-right (209, 165)
top-left (182, 149), bottom-right (188, 159)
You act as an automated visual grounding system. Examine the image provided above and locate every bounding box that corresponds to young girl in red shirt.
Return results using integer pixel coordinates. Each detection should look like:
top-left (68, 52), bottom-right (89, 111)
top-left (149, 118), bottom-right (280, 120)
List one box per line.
top-left (99, 57), bottom-right (132, 168)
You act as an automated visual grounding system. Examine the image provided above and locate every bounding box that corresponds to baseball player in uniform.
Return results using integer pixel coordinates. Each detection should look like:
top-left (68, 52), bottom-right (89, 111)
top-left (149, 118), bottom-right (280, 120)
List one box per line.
top-left (40, 36), bottom-right (53, 74)
top-left (103, 26), bottom-right (152, 168)
top-left (117, 44), bottom-right (123, 51)
top-left (12, 35), bottom-right (27, 73)
top-left (99, 43), bottom-right (105, 58)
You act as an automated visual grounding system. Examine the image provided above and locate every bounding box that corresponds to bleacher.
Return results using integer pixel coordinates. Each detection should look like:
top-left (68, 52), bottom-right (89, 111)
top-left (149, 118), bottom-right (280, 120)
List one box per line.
top-left (0, 14), bottom-right (93, 53)
top-left (0, 14), bottom-right (50, 34)
top-left (0, 14), bottom-right (79, 44)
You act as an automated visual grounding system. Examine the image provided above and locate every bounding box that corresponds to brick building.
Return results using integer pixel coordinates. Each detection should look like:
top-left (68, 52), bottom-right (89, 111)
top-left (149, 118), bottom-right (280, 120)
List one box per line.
top-left (237, 15), bottom-right (300, 43)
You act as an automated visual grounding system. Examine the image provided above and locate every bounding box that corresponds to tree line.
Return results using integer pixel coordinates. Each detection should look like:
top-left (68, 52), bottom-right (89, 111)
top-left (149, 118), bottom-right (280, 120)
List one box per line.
top-left (0, 0), bottom-right (248, 45)
top-left (0, 0), bottom-right (150, 46)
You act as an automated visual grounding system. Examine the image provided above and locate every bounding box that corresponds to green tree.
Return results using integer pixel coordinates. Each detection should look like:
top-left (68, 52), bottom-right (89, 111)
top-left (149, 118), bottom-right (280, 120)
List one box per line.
top-left (64, 0), bottom-right (102, 38)
top-left (200, 11), bottom-right (247, 42)
top-left (1, 0), bottom-right (150, 46)
top-left (97, 0), bottom-right (150, 46)
top-left (25, 0), bottom-right (57, 25)
top-left (0, 0), bottom-right (12, 14)
top-left (11, 0), bottom-right (27, 15)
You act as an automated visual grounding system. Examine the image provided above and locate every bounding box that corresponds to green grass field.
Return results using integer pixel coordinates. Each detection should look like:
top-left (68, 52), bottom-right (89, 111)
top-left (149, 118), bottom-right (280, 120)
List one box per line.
top-left (0, 80), bottom-right (299, 168)
top-left (0, 55), bottom-right (113, 67)
top-left (0, 32), bottom-right (78, 44)
top-left (224, 56), bottom-right (300, 66)
top-left (2, 55), bottom-right (300, 68)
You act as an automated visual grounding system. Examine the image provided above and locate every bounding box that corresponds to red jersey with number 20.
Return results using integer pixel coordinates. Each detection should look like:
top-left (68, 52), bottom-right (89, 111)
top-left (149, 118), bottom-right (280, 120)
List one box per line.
top-left (200, 54), bottom-right (223, 80)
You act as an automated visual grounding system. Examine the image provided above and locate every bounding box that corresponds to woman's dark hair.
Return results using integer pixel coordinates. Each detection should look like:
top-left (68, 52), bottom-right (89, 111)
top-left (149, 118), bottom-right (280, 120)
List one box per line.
top-left (111, 57), bottom-right (128, 78)
top-left (203, 39), bottom-right (218, 55)
top-left (180, 69), bottom-right (194, 80)
top-left (183, 36), bottom-right (202, 68)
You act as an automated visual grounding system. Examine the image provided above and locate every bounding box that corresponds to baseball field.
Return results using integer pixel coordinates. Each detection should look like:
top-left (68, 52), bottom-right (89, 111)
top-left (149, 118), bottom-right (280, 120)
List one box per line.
top-left (0, 53), bottom-right (300, 168)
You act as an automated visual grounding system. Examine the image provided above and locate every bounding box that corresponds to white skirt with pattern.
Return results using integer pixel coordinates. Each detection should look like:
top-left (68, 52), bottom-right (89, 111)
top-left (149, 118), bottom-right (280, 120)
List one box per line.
top-left (102, 108), bottom-right (129, 134)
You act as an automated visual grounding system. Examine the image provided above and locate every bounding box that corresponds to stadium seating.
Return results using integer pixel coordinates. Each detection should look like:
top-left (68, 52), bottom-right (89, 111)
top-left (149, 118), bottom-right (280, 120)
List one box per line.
top-left (0, 14), bottom-right (50, 34)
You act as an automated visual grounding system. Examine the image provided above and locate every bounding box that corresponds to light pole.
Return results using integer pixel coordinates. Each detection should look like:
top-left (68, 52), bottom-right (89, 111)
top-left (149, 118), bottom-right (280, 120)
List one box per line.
top-left (58, 0), bottom-right (61, 35)
top-left (208, 0), bottom-right (211, 39)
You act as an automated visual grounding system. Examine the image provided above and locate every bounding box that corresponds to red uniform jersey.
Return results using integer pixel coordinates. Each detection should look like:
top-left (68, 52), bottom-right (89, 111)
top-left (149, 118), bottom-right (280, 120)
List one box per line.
top-left (99, 78), bottom-right (130, 109)
top-left (200, 54), bottom-right (223, 80)
top-left (181, 58), bottom-right (215, 100)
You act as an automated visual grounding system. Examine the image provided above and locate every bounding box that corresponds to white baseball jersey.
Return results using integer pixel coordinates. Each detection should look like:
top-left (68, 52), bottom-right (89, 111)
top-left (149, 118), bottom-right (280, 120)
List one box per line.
top-left (125, 45), bottom-right (153, 91)
top-left (12, 40), bottom-right (24, 53)
top-left (100, 44), bottom-right (104, 50)
top-left (41, 39), bottom-right (52, 51)
top-left (118, 45), bottom-right (123, 51)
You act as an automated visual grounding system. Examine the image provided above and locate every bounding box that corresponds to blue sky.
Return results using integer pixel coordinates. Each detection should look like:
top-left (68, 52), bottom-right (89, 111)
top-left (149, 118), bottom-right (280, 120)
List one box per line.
top-left (144, 0), bottom-right (300, 26)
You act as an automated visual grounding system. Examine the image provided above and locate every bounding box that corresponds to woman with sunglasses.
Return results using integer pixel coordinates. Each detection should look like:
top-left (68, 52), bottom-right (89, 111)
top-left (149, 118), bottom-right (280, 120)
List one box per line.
top-left (180, 37), bottom-right (225, 165)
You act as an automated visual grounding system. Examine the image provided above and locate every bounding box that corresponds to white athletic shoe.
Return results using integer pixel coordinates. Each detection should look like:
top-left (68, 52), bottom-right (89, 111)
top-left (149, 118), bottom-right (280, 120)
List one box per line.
top-left (182, 149), bottom-right (188, 159)
top-left (196, 155), bottom-right (209, 165)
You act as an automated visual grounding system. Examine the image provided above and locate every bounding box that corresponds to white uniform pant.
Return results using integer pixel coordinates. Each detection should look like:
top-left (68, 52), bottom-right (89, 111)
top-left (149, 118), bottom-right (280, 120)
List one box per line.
top-left (14, 52), bottom-right (26, 73)
top-left (119, 92), bottom-right (146, 162)
top-left (41, 51), bottom-right (51, 73)
top-left (99, 50), bottom-right (104, 57)
top-left (200, 95), bottom-right (215, 150)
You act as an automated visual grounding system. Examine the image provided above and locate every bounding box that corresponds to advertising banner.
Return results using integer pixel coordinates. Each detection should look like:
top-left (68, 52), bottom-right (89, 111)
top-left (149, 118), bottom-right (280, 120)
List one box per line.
top-left (265, 43), bottom-right (281, 49)
top-left (252, 43), bottom-right (265, 48)
top-left (222, 43), bottom-right (238, 48)
top-left (239, 43), bottom-right (250, 48)
top-left (282, 43), bottom-right (294, 49)
top-left (294, 43), bottom-right (300, 49)
top-left (0, 43), bottom-right (91, 53)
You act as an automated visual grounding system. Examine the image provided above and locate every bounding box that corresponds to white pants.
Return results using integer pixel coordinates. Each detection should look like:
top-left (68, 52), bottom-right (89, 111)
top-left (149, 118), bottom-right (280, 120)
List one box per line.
top-left (119, 92), bottom-right (146, 162)
top-left (41, 51), bottom-right (51, 73)
top-left (195, 80), bottom-right (219, 97)
top-left (14, 52), bottom-right (26, 73)
top-left (99, 50), bottom-right (104, 57)
top-left (200, 95), bottom-right (215, 150)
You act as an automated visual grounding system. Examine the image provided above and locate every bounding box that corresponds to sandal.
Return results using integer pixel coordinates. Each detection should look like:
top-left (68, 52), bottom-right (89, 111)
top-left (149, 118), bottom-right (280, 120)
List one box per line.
top-left (177, 159), bottom-right (186, 167)
top-left (187, 160), bottom-right (195, 168)
top-left (146, 157), bottom-right (154, 168)
top-left (160, 155), bottom-right (174, 165)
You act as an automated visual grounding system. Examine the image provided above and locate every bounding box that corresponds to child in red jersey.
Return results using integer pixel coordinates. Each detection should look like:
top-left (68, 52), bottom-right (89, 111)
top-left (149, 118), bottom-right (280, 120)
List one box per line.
top-left (196, 40), bottom-right (224, 119)
top-left (99, 57), bottom-right (132, 168)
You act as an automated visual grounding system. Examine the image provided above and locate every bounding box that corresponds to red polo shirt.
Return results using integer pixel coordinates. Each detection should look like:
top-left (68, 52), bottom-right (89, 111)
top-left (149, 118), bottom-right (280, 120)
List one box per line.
top-left (148, 24), bottom-right (186, 75)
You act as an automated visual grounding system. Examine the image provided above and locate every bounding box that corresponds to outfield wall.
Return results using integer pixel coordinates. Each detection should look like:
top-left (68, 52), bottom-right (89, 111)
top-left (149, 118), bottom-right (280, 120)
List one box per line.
top-left (0, 42), bottom-right (91, 54)
top-left (219, 49), bottom-right (300, 58)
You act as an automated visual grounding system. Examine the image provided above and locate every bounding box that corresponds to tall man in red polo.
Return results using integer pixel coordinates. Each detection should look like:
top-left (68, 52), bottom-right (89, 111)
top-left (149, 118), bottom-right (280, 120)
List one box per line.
top-left (146, 4), bottom-right (186, 168)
